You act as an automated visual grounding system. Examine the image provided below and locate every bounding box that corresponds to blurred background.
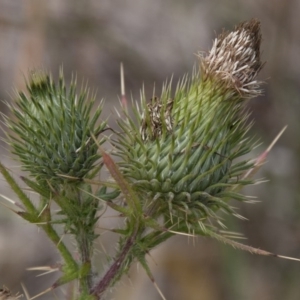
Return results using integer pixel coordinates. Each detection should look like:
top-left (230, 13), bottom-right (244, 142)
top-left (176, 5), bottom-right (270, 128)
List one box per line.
top-left (0, 0), bottom-right (300, 299)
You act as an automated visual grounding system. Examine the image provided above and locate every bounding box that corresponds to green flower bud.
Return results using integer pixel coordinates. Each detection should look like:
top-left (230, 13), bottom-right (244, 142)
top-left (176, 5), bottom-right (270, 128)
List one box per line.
top-left (116, 20), bottom-right (263, 227)
top-left (5, 71), bottom-right (106, 189)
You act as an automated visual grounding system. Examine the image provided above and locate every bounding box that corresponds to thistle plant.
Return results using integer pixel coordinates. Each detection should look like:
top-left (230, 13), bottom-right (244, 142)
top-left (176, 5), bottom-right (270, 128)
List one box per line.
top-left (0, 19), bottom-right (298, 300)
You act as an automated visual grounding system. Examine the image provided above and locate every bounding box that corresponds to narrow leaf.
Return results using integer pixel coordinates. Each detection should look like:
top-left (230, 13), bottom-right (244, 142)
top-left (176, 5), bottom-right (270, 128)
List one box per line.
top-left (0, 162), bottom-right (37, 215)
top-left (91, 134), bottom-right (142, 214)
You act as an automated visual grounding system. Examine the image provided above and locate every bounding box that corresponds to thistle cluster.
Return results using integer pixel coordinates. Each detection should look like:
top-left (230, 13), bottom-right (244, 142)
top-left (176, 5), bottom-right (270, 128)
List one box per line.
top-left (0, 19), bottom-right (274, 300)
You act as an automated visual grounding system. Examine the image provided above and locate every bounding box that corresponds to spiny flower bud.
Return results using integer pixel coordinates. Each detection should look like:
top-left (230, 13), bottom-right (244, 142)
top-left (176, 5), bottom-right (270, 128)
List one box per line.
top-left (5, 71), bottom-right (106, 188)
top-left (116, 20), bottom-right (263, 230)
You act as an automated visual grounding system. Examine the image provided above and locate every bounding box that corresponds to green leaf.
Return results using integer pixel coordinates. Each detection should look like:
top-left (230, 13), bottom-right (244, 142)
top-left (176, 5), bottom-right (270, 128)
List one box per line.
top-left (96, 186), bottom-right (120, 201)
top-left (21, 176), bottom-right (51, 198)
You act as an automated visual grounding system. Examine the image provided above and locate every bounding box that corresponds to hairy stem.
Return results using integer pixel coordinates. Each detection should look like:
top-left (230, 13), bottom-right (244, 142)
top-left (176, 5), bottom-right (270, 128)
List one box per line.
top-left (74, 189), bottom-right (95, 294)
top-left (77, 225), bottom-right (93, 292)
top-left (90, 232), bottom-right (137, 299)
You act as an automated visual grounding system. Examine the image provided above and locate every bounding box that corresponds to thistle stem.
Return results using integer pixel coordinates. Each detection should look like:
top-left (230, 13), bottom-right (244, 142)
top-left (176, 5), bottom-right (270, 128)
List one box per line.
top-left (90, 232), bottom-right (137, 299)
top-left (77, 226), bottom-right (93, 292)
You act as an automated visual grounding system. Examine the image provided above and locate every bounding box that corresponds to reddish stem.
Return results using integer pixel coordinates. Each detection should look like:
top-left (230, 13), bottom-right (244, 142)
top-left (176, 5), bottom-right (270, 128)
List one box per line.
top-left (90, 234), bottom-right (135, 299)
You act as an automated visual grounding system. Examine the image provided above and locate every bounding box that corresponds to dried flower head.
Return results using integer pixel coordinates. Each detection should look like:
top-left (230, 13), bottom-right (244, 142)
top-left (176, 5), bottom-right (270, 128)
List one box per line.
top-left (200, 19), bottom-right (263, 97)
top-left (140, 97), bottom-right (174, 141)
top-left (0, 286), bottom-right (22, 300)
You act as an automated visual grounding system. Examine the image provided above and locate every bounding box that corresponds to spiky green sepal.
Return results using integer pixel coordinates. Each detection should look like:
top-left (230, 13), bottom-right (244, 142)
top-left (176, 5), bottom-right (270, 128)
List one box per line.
top-left (5, 70), bottom-right (106, 189)
top-left (116, 20), bottom-right (263, 230)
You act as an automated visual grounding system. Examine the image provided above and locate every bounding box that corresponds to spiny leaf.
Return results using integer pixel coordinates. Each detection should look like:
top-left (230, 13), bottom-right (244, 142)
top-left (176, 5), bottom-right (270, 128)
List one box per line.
top-left (0, 162), bottom-right (37, 215)
top-left (96, 142), bottom-right (142, 215)
top-left (206, 229), bottom-right (300, 261)
top-left (137, 255), bottom-right (166, 300)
